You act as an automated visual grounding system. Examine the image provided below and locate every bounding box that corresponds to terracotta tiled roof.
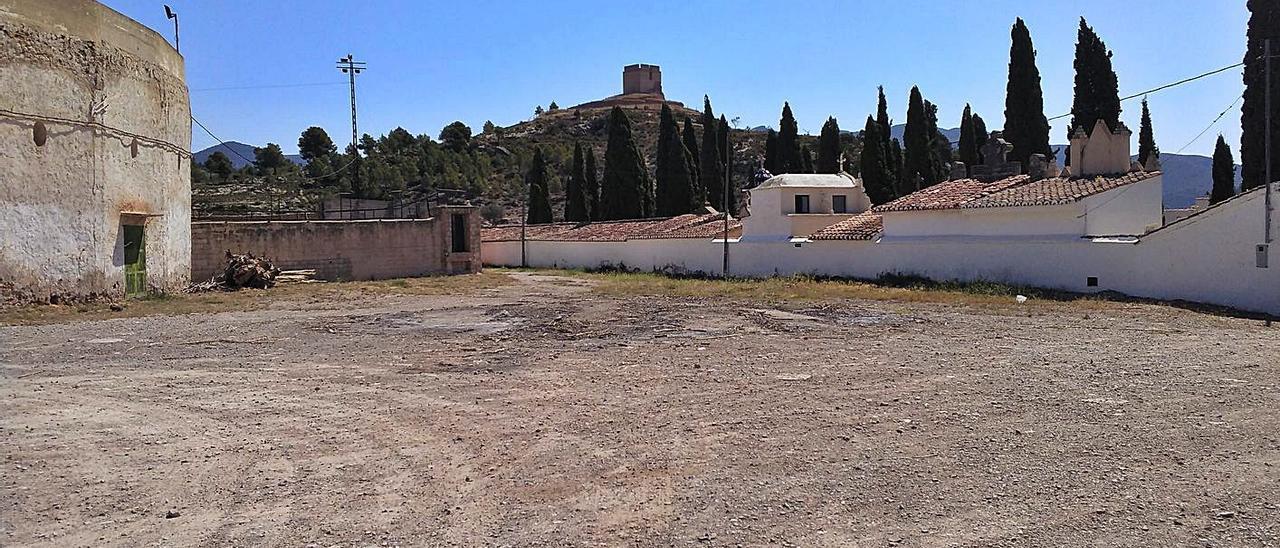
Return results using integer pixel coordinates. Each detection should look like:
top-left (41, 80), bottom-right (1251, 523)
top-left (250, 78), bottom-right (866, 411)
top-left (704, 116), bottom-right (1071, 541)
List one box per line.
top-left (963, 171), bottom-right (1160, 208)
top-left (809, 212), bottom-right (883, 241)
top-left (481, 213), bottom-right (741, 242)
top-left (872, 171), bottom-right (1160, 212)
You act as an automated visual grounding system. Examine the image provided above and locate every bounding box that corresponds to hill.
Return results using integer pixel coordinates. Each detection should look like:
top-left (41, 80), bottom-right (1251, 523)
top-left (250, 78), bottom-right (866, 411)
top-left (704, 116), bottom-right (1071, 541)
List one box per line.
top-left (193, 141), bottom-right (304, 170)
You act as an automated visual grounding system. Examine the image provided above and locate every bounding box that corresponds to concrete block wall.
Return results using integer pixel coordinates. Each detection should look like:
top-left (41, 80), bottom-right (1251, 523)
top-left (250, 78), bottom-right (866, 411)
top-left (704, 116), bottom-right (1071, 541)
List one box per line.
top-left (193, 208), bottom-right (481, 282)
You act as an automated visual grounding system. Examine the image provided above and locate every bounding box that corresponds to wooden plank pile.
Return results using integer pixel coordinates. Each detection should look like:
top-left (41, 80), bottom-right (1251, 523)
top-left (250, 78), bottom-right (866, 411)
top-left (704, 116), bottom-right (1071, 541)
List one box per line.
top-left (275, 269), bottom-right (319, 285)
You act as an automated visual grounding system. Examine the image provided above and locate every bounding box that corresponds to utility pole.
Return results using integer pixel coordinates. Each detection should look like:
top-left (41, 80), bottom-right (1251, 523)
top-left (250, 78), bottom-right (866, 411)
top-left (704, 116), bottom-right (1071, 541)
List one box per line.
top-left (521, 179), bottom-right (528, 268)
top-left (1265, 38), bottom-right (1273, 246)
top-left (722, 134), bottom-right (731, 277)
top-left (335, 54), bottom-right (366, 150)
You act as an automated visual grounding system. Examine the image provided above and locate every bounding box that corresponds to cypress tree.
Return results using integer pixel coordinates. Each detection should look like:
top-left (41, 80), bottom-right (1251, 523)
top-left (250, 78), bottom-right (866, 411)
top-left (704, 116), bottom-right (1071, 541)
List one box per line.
top-left (718, 115), bottom-right (735, 213)
top-left (600, 106), bottom-right (651, 220)
top-left (699, 96), bottom-right (723, 211)
top-left (1211, 135), bottom-right (1237, 204)
top-left (860, 116), bottom-right (895, 204)
top-left (1069, 18), bottom-right (1121, 137)
top-left (903, 86), bottom-right (944, 191)
top-left (565, 142), bottom-right (589, 222)
top-left (682, 117), bottom-right (701, 182)
top-left (875, 86), bottom-right (900, 190)
top-left (525, 147), bottom-right (553, 224)
top-left (958, 104), bottom-right (978, 175)
top-left (926, 100), bottom-right (951, 181)
top-left (817, 117), bottom-right (842, 173)
top-left (1137, 98), bottom-right (1159, 167)
top-left (889, 139), bottom-right (905, 195)
top-left (1241, 0), bottom-right (1279, 190)
top-left (777, 102), bottom-right (803, 173)
top-left (801, 144), bottom-right (814, 173)
top-left (971, 113), bottom-right (989, 161)
top-left (584, 146), bottom-right (600, 219)
top-left (764, 129), bottom-right (780, 174)
top-left (1004, 17), bottom-right (1052, 170)
top-left (655, 104), bottom-right (699, 216)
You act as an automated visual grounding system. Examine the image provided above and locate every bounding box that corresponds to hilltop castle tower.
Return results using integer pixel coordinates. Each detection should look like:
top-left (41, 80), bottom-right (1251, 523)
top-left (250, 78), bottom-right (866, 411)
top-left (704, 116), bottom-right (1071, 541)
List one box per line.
top-left (570, 63), bottom-right (685, 111)
top-left (622, 64), bottom-right (663, 97)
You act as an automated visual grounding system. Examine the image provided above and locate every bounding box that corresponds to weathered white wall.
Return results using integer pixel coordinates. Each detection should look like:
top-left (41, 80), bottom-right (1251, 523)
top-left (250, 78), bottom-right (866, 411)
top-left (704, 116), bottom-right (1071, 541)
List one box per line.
top-left (0, 0), bottom-right (191, 301)
top-left (482, 184), bottom-right (1280, 315)
top-left (881, 205), bottom-right (1083, 239)
top-left (1083, 177), bottom-right (1164, 236)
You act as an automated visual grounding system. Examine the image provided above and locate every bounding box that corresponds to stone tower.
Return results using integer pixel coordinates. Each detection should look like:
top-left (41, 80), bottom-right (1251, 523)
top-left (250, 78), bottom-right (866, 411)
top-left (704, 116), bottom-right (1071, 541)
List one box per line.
top-left (622, 64), bottom-right (663, 97)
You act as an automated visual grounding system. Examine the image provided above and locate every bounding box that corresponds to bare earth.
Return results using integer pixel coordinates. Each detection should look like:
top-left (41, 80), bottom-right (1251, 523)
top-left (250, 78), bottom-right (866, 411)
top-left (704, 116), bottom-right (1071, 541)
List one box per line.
top-left (2, 271), bottom-right (1278, 547)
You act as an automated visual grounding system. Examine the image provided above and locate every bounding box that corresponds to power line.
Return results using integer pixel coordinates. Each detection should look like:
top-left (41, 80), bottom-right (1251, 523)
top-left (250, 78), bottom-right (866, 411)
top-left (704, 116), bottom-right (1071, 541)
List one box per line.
top-left (190, 81), bottom-right (347, 92)
top-left (1175, 92), bottom-right (1244, 154)
top-left (1047, 61), bottom-right (1245, 122)
top-left (191, 113), bottom-right (359, 182)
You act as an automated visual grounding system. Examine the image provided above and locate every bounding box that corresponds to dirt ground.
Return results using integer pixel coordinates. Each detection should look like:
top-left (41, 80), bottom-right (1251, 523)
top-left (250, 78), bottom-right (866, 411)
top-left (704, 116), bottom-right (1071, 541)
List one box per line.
top-left (2, 271), bottom-right (1278, 547)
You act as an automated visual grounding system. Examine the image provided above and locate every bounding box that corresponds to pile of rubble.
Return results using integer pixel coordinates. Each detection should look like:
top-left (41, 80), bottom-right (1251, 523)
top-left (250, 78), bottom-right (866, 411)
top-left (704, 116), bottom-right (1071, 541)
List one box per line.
top-left (186, 252), bottom-right (281, 292)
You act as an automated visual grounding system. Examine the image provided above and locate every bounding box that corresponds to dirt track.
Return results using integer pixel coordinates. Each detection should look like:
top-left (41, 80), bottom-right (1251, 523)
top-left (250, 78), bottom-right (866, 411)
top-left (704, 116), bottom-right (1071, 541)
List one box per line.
top-left (2, 271), bottom-right (1278, 547)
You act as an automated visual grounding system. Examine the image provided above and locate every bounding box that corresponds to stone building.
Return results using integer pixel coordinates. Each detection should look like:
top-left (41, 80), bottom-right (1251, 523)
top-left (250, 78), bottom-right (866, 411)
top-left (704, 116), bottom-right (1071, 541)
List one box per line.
top-left (0, 0), bottom-right (191, 302)
top-left (571, 64), bottom-right (686, 111)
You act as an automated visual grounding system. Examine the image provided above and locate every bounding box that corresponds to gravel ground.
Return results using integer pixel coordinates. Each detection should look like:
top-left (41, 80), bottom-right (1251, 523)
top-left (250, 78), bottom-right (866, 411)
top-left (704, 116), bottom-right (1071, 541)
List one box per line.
top-left (2, 271), bottom-right (1278, 547)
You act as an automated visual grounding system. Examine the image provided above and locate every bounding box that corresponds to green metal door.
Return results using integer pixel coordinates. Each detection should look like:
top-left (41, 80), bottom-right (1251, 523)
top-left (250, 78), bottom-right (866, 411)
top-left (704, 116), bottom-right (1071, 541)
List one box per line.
top-left (123, 224), bottom-right (146, 296)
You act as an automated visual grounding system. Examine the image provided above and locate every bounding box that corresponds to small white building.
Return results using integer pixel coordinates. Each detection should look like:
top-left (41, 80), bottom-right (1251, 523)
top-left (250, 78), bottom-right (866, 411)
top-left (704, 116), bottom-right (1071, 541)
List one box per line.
top-left (739, 173), bottom-right (871, 241)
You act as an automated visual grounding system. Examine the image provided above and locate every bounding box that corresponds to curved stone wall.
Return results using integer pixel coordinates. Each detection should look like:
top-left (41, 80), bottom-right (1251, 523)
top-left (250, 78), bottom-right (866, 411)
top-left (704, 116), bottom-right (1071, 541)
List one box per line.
top-left (1, 0), bottom-right (191, 302)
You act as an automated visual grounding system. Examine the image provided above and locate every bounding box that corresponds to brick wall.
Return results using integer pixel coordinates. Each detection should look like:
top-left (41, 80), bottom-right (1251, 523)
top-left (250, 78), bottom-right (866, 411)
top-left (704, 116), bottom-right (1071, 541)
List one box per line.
top-left (191, 207), bottom-right (481, 282)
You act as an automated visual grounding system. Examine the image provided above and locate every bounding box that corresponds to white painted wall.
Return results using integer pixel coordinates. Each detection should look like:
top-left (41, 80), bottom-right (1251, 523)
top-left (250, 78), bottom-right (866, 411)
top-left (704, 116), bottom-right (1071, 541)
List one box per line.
top-left (881, 205), bottom-right (1083, 239)
top-left (1082, 177), bottom-right (1164, 236)
top-left (741, 184), bottom-right (870, 240)
top-left (483, 184), bottom-right (1280, 316)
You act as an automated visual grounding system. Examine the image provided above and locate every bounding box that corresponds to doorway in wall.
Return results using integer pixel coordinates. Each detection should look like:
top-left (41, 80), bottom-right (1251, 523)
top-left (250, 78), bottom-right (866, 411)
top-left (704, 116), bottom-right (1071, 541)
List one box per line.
top-left (123, 224), bottom-right (146, 296)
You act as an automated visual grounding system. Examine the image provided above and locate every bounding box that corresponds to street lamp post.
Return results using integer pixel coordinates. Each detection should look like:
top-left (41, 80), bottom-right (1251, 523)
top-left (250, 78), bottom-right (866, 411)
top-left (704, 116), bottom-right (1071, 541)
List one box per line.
top-left (163, 5), bottom-right (178, 53)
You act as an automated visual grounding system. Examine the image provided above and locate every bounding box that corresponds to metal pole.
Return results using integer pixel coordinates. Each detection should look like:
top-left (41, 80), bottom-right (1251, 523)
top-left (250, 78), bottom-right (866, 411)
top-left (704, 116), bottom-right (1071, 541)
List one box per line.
top-left (164, 6), bottom-right (179, 53)
top-left (1266, 38), bottom-right (1273, 244)
top-left (335, 55), bottom-right (367, 150)
top-left (722, 132), bottom-right (731, 277)
top-left (521, 181), bottom-right (528, 268)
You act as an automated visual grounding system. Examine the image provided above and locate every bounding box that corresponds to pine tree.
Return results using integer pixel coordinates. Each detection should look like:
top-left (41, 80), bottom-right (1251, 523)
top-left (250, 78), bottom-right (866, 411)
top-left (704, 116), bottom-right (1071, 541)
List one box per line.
top-left (1241, 0), bottom-right (1279, 190)
top-left (600, 106), bottom-right (651, 220)
top-left (958, 104), bottom-right (978, 175)
top-left (903, 86), bottom-right (944, 191)
top-left (718, 116), bottom-right (735, 213)
top-left (584, 147), bottom-right (600, 219)
top-left (1004, 17), bottom-right (1052, 170)
top-left (817, 117), bottom-right (842, 173)
top-left (525, 147), bottom-right (553, 224)
top-left (1137, 98), bottom-right (1159, 167)
top-left (776, 102), bottom-right (803, 173)
top-left (1069, 18), bottom-right (1121, 137)
top-left (764, 129), bottom-right (780, 174)
top-left (655, 104), bottom-right (699, 216)
top-left (860, 116), bottom-right (896, 204)
top-left (699, 96), bottom-right (723, 211)
top-left (565, 142), bottom-right (590, 222)
top-left (1211, 135), bottom-right (1237, 204)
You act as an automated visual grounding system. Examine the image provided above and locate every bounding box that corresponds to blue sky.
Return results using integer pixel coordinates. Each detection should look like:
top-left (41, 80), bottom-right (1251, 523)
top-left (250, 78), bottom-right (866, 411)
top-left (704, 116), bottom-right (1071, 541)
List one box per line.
top-left (103, 0), bottom-right (1249, 158)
